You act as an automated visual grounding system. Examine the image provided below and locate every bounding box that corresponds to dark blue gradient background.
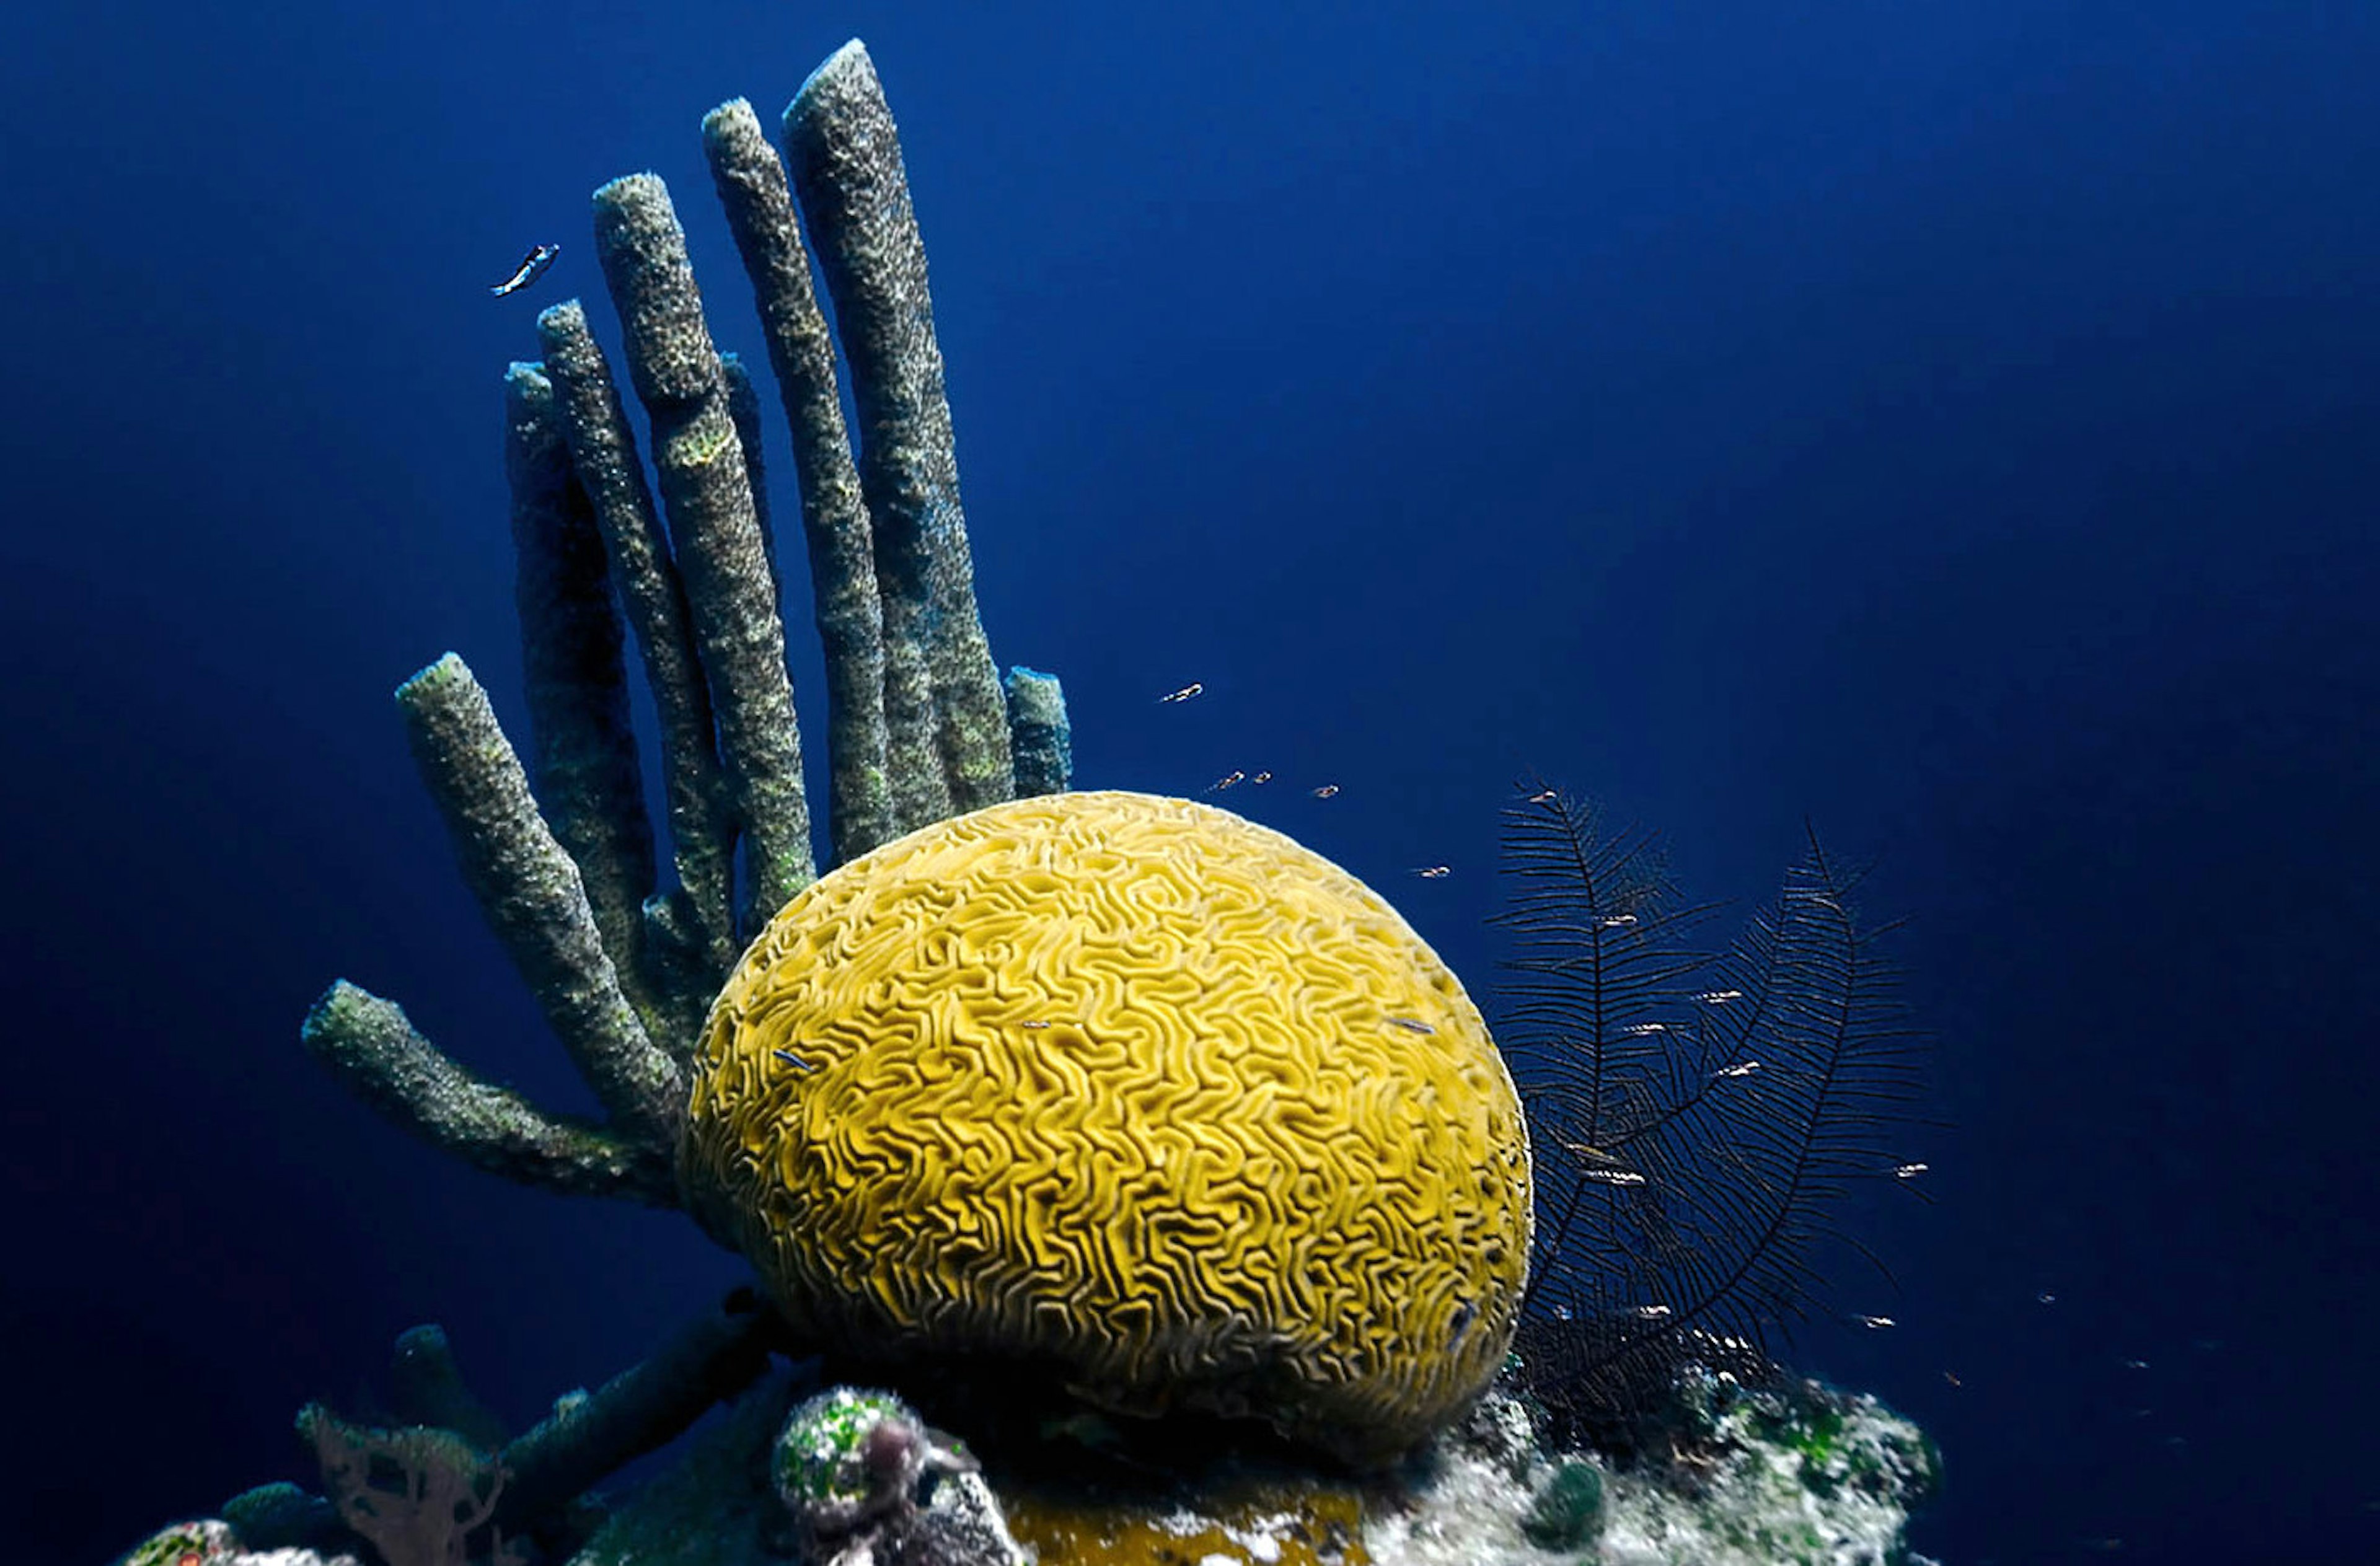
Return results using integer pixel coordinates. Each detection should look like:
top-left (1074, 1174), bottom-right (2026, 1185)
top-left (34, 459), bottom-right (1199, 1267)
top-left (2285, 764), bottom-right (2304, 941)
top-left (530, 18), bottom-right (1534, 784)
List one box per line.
top-left (4, 4), bottom-right (2374, 1561)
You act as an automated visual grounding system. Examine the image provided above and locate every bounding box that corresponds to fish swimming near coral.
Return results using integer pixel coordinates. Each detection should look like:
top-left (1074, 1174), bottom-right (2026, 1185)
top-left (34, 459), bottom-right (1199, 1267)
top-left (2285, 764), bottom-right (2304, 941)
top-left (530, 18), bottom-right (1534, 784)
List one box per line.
top-left (489, 242), bottom-right (560, 296)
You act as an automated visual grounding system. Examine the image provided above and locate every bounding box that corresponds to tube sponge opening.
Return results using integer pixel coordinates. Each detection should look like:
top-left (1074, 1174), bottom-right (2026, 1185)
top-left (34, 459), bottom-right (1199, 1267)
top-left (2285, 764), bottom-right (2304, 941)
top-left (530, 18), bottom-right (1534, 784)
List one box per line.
top-left (679, 789), bottom-right (1532, 1463)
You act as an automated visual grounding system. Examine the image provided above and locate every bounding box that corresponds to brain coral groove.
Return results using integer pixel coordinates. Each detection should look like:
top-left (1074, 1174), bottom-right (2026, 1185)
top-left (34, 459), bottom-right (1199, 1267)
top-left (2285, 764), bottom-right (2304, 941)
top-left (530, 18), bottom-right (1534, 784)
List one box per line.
top-left (680, 789), bottom-right (1532, 1461)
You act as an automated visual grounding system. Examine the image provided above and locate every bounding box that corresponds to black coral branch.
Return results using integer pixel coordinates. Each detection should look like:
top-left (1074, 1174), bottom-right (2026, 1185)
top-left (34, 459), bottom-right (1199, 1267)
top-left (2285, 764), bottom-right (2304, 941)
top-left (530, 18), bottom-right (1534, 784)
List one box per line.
top-left (1495, 782), bottom-right (1925, 1438)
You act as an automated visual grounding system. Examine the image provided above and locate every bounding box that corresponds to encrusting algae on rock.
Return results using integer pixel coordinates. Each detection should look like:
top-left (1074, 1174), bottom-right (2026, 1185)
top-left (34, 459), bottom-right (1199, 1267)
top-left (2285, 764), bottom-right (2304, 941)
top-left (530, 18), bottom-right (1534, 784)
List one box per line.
top-left (118, 1522), bottom-right (354, 1566)
top-left (769, 1387), bottom-right (1026, 1566)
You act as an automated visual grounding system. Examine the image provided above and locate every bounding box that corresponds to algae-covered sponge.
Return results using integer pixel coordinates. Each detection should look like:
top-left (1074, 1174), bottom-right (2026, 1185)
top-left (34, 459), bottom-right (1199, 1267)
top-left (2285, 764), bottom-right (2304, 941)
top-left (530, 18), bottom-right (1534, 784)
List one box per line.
top-left (680, 789), bottom-right (1533, 1462)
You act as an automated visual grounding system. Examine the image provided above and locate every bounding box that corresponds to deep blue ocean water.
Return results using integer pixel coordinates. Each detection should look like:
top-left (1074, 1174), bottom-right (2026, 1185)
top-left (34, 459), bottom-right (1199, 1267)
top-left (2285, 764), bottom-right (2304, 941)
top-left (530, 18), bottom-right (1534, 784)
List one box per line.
top-left (4, 2), bottom-right (2375, 1561)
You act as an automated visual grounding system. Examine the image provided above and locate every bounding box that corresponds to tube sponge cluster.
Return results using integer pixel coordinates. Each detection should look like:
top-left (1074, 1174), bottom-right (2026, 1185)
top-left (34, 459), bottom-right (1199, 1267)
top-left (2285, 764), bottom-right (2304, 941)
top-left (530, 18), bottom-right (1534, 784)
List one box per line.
top-left (304, 40), bottom-right (1073, 1207)
top-left (680, 790), bottom-right (1535, 1462)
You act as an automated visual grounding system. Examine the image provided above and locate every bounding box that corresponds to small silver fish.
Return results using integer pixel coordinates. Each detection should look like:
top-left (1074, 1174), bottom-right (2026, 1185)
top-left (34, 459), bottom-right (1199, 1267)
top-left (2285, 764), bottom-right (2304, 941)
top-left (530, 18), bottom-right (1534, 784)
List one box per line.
top-left (1251, 770), bottom-right (1272, 785)
top-left (771, 1047), bottom-right (816, 1073)
top-left (1557, 1142), bottom-right (1648, 1185)
top-left (1311, 783), bottom-right (1340, 799)
top-left (1207, 770), bottom-right (1245, 792)
top-left (490, 243), bottom-right (561, 297)
top-left (1411, 864), bottom-right (1451, 879)
top-left (1157, 682), bottom-right (1204, 704)
top-left (1384, 1016), bottom-right (1435, 1035)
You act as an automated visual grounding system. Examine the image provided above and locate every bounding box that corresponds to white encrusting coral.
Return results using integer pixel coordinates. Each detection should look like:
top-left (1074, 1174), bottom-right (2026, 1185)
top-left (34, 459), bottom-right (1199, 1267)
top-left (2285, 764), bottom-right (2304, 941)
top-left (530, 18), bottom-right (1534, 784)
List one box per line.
top-left (1366, 1372), bottom-right (1939, 1566)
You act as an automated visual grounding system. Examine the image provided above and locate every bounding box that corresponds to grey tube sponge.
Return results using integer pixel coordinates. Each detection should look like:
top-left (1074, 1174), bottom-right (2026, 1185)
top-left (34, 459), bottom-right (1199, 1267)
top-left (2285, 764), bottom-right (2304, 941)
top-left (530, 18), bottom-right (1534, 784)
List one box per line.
top-left (593, 172), bottom-right (816, 926)
top-left (394, 653), bottom-right (685, 1142)
top-left (390, 1324), bottom-right (511, 1451)
top-left (783, 42), bottom-right (1015, 821)
top-left (536, 301), bottom-right (737, 985)
top-left (503, 363), bottom-right (659, 1025)
top-left (702, 96), bottom-right (897, 865)
top-left (300, 980), bottom-right (675, 1205)
top-left (238, 1297), bottom-right (792, 1553)
top-left (718, 352), bottom-right (781, 613)
top-left (1002, 666), bottom-right (1072, 797)
top-left (491, 1287), bottom-right (787, 1531)
top-left (304, 40), bottom-right (1080, 1228)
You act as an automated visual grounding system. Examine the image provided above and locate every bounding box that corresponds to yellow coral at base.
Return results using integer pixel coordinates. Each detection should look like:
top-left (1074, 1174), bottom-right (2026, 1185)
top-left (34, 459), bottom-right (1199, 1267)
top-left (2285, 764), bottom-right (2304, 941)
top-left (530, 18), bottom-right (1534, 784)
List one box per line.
top-left (679, 790), bottom-right (1532, 1462)
top-left (1003, 1477), bottom-right (1370, 1565)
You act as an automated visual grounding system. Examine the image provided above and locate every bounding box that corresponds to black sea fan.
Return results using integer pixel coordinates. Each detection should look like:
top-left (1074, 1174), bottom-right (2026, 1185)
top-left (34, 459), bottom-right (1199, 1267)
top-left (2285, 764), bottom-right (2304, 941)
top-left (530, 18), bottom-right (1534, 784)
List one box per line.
top-left (1493, 780), bottom-right (1927, 1451)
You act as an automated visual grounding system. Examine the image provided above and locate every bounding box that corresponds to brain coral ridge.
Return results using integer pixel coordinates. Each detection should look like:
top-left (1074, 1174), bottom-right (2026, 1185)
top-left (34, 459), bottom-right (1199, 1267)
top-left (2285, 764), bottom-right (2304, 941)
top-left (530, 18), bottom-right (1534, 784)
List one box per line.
top-left (679, 789), bottom-right (1533, 1463)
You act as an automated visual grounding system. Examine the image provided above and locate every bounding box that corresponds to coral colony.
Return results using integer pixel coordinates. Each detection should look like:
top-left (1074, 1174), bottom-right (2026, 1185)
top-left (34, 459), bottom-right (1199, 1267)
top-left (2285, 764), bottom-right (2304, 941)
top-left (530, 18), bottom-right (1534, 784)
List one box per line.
top-left (119, 39), bottom-right (1939, 1566)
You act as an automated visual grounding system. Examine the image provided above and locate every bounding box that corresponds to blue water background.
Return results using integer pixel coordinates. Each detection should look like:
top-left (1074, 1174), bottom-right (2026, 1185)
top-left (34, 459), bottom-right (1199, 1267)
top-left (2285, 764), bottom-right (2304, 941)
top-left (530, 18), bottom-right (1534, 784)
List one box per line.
top-left (4, 3), bottom-right (2375, 1561)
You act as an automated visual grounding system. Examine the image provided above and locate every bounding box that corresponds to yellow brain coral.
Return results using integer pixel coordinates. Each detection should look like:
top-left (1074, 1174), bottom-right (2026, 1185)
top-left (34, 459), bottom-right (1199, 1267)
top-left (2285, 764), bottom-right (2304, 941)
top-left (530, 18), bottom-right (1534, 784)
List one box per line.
top-left (679, 789), bottom-right (1532, 1461)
